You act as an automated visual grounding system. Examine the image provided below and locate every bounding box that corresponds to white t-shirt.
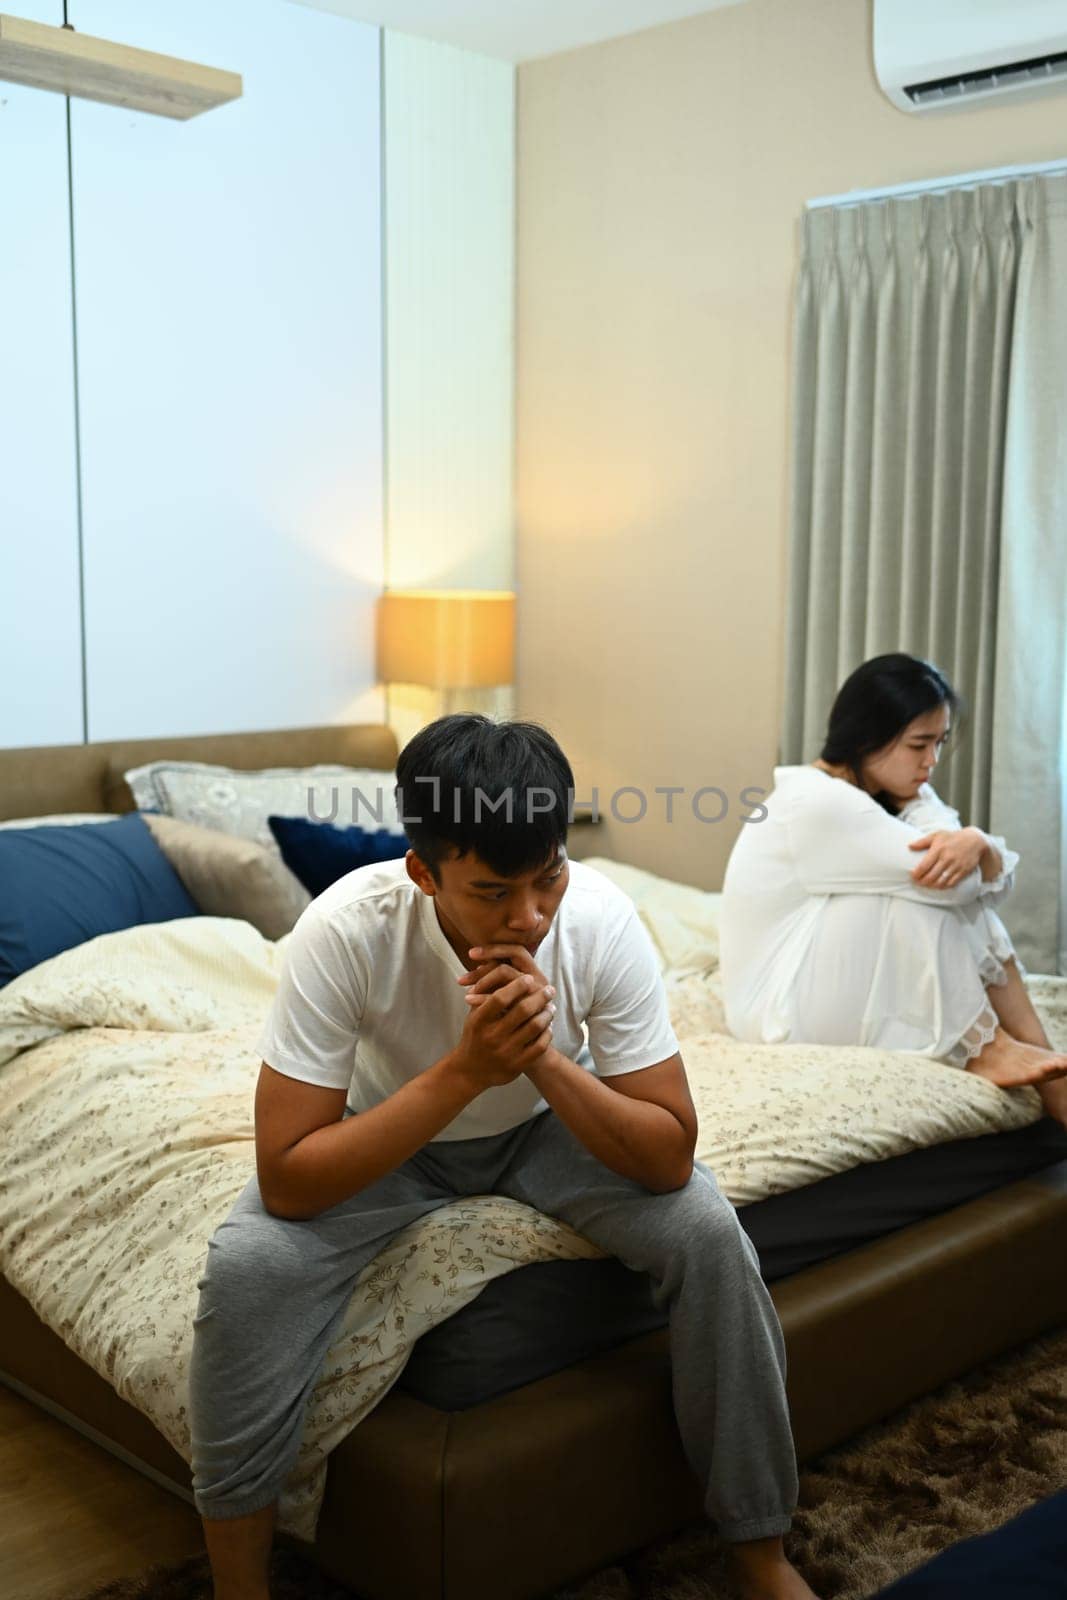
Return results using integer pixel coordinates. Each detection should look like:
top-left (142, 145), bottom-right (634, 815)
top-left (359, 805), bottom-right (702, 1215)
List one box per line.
top-left (719, 766), bottom-right (1018, 1044)
top-left (257, 857), bottom-right (679, 1141)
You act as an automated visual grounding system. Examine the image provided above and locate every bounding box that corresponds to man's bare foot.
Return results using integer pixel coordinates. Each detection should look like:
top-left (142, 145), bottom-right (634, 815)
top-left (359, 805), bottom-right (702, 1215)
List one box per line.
top-left (730, 1537), bottom-right (820, 1600)
top-left (967, 1027), bottom-right (1067, 1088)
top-left (1038, 1075), bottom-right (1067, 1130)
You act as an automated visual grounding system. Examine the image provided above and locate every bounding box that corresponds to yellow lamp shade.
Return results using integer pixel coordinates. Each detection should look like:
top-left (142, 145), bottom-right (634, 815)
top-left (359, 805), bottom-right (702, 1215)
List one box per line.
top-left (377, 589), bottom-right (516, 690)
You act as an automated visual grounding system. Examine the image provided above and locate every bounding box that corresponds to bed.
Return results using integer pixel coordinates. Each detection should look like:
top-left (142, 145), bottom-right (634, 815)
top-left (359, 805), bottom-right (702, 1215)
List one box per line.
top-left (2, 723), bottom-right (1066, 1600)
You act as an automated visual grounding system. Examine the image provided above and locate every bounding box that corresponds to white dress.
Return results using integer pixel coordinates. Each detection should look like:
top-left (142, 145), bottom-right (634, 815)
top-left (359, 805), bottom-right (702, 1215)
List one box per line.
top-left (719, 765), bottom-right (1020, 1068)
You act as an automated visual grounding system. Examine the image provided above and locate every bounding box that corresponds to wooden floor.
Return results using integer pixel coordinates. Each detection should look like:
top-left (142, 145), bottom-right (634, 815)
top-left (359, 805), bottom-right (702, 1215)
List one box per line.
top-left (0, 1384), bottom-right (205, 1600)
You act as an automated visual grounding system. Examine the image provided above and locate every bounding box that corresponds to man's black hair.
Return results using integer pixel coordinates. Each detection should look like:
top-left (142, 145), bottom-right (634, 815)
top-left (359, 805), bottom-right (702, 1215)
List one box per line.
top-left (395, 715), bottom-right (573, 879)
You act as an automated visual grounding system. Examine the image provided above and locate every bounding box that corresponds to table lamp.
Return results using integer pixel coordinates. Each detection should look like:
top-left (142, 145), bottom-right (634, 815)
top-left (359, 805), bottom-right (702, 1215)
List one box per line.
top-left (377, 589), bottom-right (516, 721)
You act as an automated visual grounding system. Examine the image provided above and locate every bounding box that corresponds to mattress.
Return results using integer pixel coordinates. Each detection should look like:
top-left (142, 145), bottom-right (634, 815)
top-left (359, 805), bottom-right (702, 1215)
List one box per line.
top-left (398, 1116), bottom-right (1067, 1409)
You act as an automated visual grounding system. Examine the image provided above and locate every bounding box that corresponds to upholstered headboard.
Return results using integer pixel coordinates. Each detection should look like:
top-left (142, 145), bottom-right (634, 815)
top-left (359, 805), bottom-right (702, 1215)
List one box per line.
top-left (0, 724), bottom-right (399, 823)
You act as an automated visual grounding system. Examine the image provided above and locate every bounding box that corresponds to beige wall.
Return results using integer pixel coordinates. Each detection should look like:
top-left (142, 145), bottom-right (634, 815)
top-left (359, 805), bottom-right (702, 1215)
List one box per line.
top-left (516, 0), bottom-right (1067, 888)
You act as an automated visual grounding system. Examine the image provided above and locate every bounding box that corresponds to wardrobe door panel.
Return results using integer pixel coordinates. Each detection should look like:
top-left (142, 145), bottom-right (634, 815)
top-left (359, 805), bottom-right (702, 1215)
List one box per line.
top-left (71, 0), bottom-right (384, 740)
top-left (0, 0), bottom-right (83, 749)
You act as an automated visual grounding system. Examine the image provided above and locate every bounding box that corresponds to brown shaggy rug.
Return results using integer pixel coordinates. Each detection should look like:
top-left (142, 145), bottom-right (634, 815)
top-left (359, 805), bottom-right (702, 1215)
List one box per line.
top-left (75, 1327), bottom-right (1067, 1600)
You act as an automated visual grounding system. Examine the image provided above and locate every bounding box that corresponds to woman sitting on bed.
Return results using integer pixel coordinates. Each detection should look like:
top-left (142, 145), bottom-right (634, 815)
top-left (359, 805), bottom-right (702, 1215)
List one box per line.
top-left (720, 652), bottom-right (1067, 1130)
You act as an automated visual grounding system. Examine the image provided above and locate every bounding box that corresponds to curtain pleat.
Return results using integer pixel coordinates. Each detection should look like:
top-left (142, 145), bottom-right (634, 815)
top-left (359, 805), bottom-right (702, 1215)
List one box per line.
top-left (898, 198), bottom-right (935, 656)
top-left (781, 217), bottom-right (817, 764)
top-left (946, 187), bottom-right (1000, 820)
top-left (864, 210), bottom-right (904, 661)
top-left (990, 178), bottom-right (1067, 971)
top-left (968, 199), bottom-right (1017, 826)
top-left (836, 212), bottom-right (874, 685)
top-left (802, 227), bottom-right (846, 755)
top-left (926, 191), bottom-right (965, 672)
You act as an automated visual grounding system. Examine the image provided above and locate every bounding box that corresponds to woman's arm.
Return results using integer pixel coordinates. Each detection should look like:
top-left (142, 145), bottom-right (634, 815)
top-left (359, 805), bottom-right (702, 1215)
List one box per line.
top-left (979, 833), bottom-right (1005, 881)
top-left (908, 827), bottom-right (1002, 887)
top-left (787, 785), bottom-right (1010, 906)
top-left (900, 784), bottom-right (1013, 889)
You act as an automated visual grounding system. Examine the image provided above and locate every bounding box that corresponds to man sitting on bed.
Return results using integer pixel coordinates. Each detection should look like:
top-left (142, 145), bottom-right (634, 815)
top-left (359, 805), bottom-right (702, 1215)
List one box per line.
top-left (188, 715), bottom-right (818, 1600)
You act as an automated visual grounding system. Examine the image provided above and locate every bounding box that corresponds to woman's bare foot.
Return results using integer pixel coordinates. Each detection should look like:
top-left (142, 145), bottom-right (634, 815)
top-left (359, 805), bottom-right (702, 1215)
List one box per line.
top-left (1038, 1075), bottom-right (1067, 1129)
top-left (730, 1537), bottom-right (820, 1599)
top-left (968, 1027), bottom-right (1067, 1088)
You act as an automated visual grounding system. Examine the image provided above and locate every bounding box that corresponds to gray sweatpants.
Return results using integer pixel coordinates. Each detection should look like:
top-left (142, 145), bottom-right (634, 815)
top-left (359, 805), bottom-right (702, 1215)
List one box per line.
top-left (188, 1109), bottom-right (798, 1542)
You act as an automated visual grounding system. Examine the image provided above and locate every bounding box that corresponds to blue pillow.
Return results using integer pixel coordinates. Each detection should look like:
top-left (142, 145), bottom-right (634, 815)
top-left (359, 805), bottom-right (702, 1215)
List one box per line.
top-left (268, 815), bottom-right (409, 897)
top-left (0, 812), bottom-right (198, 987)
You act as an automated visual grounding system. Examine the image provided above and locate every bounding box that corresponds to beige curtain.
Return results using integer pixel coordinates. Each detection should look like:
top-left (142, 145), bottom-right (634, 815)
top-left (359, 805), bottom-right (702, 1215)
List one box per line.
top-left (989, 177), bottom-right (1067, 974)
top-left (783, 174), bottom-right (1067, 972)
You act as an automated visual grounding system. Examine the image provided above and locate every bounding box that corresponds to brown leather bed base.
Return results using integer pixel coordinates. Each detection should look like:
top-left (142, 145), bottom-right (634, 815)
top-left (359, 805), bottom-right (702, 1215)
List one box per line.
top-left (4, 1160), bottom-right (1067, 1600)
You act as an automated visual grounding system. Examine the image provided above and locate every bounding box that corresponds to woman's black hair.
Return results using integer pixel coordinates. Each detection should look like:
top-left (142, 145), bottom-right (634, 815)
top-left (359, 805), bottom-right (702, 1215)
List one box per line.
top-left (395, 714), bottom-right (573, 879)
top-left (821, 653), bottom-right (961, 814)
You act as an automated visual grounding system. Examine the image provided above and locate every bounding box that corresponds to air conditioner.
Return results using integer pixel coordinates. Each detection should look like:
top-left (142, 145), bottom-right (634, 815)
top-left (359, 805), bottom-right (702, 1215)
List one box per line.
top-left (873, 0), bottom-right (1067, 113)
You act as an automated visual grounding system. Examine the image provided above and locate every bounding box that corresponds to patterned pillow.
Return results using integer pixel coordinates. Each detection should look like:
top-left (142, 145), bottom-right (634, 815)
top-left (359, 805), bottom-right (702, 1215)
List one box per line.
top-left (124, 761), bottom-right (403, 850)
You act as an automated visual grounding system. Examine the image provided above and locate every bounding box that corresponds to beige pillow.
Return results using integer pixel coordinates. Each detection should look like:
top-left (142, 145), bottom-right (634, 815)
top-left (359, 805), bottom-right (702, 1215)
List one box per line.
top-left (144, 815), bottom-right (310, 940)
top-left (582, 856), bottom-right (721, 974)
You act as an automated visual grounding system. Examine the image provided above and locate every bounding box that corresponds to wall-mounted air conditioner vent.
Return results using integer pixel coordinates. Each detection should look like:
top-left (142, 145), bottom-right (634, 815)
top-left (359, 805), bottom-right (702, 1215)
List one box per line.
top-left (906, 49), bottom-right (1067, 110)
top-left (875, 0), bottom-right (1067, 114)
